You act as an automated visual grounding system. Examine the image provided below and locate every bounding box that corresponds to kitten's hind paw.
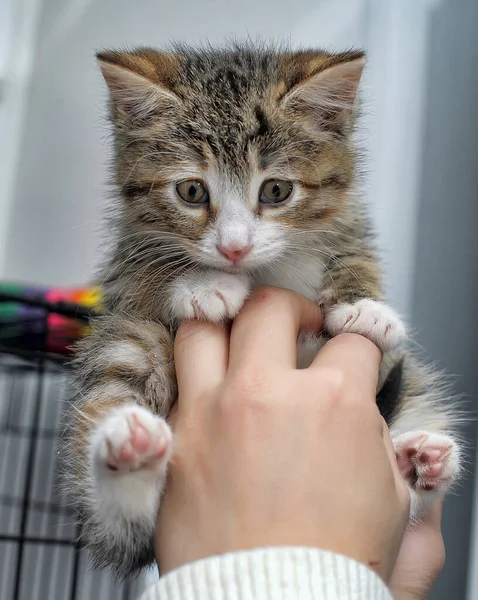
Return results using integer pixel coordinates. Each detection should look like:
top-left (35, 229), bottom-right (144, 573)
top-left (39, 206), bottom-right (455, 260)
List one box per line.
top-left (393, 430), bottom-right (460, 520)
top-left (325, 299), bottom-right (406, 351)
top-left (93, 405), bottom-right (172, 474)
top-left (86, 404), bottom-right (169, 564)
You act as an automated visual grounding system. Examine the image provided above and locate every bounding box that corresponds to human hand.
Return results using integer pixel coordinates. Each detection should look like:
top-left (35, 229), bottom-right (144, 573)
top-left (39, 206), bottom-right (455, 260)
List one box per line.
top-left (390, 500), bottom-right (445, 599)
top-left (157, 287), bottom-right (410, 582)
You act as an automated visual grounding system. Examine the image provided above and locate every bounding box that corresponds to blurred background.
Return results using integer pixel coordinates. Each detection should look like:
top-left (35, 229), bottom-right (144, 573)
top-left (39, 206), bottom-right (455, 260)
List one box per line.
top-left (0, 0), bottom-right (476, 598)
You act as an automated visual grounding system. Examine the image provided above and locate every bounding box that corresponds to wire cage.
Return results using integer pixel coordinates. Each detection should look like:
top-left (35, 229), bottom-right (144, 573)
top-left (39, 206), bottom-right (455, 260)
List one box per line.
top-left (0, 289), bottom-right (146, 600)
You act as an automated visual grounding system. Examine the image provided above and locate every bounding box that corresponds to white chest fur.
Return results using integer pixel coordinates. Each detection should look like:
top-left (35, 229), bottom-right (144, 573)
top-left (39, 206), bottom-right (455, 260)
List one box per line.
top-left (252, 254), bottom-right (325, 302)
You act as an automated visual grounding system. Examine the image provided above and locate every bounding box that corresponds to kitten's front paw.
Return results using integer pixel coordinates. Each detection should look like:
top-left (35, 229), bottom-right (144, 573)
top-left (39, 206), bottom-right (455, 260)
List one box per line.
top-left (393, 430), bottom-right (460, 520)
top-left (92, 405), bottom-right (172, 474)
top-left (325, 299), bottom-right (406, 351)
top-left (171, 271), bottom-right (250, 322)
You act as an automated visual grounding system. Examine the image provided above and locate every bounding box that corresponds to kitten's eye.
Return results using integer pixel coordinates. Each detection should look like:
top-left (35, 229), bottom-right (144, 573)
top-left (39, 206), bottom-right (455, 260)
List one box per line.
top-left (260, 180), bottom-right (293, 205)
top-left (176, 180), bottom-right (209, 204)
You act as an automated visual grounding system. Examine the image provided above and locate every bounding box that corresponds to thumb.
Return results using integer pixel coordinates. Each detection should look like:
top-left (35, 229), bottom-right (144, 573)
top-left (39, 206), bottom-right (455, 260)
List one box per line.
top-left (418, 496), bottom-right (444, 529)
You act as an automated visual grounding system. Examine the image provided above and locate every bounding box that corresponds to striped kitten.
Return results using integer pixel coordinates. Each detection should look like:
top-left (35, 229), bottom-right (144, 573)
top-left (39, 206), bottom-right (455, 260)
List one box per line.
top-left (64, 43), bottom-right (461, 577)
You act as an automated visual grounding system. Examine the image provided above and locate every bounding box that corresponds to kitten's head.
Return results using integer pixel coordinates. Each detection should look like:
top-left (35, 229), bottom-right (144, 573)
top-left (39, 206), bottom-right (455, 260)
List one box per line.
top-left (98, 43), bottom-right (364, 274)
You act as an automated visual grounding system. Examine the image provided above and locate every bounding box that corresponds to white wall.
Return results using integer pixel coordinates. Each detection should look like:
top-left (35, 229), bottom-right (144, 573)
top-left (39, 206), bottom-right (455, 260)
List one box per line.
top-left (0, 0), bottom-right (43, 277)
top-left (363, 0), bottom-right (435, 318)
top-left (2, 0), bottom-right (330, 287)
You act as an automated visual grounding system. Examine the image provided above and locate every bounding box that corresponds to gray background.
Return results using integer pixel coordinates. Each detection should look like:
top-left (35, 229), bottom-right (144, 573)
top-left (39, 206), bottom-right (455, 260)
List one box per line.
top-left (412, 1), bottom-right (478, 598)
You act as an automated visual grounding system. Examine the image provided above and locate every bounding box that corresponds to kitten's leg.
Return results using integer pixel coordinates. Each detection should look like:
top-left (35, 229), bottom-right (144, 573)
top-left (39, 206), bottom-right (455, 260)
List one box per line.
top-left (64, 315), bottom-right (176, 577)
top-left (319, 246), bottom-right (406, 351)
top-left (392, 430), bottom-right (460, 521)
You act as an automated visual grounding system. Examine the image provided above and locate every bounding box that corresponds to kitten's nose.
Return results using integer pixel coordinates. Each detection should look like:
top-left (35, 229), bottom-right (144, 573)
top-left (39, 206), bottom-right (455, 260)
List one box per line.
top-left (217, 243), bottom-right (252, 263)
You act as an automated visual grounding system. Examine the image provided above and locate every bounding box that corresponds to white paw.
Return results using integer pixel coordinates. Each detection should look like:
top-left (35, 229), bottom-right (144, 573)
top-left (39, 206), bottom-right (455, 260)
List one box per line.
top-left (92, 404), bottom-right (172, 474)
top-left (171, 271), bottom-right (250, 322)
top-left (325, 299), bottom-right (406, 351)
top-left (393, 430), bottom-right (460, 520)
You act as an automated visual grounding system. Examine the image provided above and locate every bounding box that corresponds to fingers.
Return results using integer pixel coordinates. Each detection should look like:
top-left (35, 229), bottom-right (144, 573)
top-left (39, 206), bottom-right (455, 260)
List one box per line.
top-left (310, 333), bottom-right (381, 401)
top-left (174, 287), bottom-right (322, 408)
top-left (228, 286), bottom-right (323, 372)
top-left (174, 320), bottom-right (229, 402)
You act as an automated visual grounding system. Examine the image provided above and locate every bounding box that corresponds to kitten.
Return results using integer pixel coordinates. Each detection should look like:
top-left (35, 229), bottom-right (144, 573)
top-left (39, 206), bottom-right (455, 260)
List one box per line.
top-left (64, 43), bottom-right (461, 578)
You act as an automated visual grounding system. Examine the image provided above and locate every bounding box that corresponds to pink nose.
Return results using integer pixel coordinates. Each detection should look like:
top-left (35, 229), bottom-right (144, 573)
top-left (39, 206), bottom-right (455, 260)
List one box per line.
top-left (217, 243), bottom-right (252, 263)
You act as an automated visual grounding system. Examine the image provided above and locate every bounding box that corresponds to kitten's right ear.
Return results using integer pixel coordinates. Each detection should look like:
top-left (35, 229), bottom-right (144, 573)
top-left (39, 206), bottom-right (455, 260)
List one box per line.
top-left (96, 50), bottom-right (181, 121)
top-left (280, 51), bottom-right (365, 133)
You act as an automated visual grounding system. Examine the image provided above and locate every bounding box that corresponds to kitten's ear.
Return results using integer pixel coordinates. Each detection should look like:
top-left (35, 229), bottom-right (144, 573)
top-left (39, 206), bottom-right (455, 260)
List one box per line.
top-left (281, 51), bottom-right (365, 132)
top-left (96, 50), bottom-right (181, 121)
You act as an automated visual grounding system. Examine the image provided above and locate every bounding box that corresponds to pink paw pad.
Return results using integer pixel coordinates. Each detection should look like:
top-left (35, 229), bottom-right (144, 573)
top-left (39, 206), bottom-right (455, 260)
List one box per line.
top-left (100, 407), bottom-right (171, 473)
top-left (394, 431), bottom-right (457, 493)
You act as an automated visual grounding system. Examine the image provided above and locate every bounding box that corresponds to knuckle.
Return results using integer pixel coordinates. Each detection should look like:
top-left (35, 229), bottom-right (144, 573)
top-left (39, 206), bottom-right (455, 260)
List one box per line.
top-left (318, 367), bottom-right (379, 413)
top-left (221, 365), bottom-right (275, 413)
top-left (248, 285), bottom-right (294, 309)
top-left (229, 364), bottom-right (271, 397)
top-left (175, 320), bottom-right (217, 348)
top-left (175, 320), bottom-right (199, 345)
top-left (317, 367), bottom-right (348, 403)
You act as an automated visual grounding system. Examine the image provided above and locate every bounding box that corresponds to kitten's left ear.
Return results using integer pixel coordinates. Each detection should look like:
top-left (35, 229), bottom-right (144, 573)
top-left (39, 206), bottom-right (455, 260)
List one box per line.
top-left (281, 51), bottom-right (365, 132)
top-left (96, 49), bottom-right (181, 122)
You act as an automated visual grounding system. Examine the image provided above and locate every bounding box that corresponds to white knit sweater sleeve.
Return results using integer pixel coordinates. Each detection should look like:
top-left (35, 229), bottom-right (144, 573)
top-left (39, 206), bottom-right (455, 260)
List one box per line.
top-left (139, 547), bottom-right (393, 600)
